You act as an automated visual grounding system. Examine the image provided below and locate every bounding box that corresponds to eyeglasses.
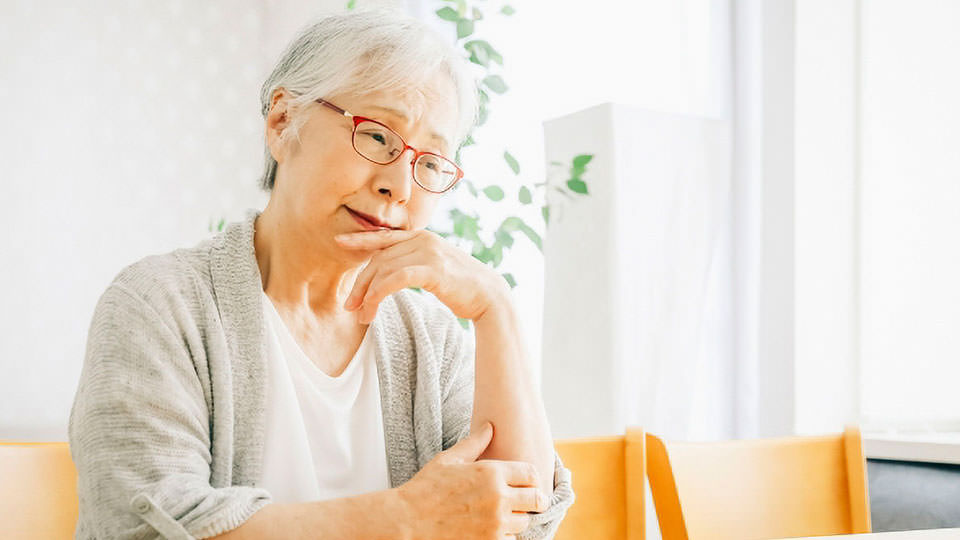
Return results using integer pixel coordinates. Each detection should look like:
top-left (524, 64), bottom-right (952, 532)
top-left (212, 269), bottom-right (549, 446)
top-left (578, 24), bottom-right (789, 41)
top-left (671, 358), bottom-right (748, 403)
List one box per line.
top-left (315, 98), bottom-right (464, 194)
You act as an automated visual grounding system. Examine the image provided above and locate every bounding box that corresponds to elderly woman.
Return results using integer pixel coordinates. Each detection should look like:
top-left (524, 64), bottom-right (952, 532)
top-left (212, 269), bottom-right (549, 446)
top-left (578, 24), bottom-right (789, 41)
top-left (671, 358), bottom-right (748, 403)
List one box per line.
top-left (68, 9), bottom-right (573, 540)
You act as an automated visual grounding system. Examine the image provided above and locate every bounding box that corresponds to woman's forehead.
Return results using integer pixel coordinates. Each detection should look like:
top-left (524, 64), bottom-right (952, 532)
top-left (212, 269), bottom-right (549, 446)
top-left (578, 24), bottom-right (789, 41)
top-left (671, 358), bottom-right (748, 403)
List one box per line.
top-left (353, 88), bottom-right (457, 151)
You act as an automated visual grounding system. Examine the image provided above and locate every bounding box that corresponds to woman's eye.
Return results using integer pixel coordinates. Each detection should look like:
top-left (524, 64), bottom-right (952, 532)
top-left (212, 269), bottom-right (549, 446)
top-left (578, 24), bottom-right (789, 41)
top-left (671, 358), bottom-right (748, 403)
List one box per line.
top-left (362, 131), bottom-right (388, 145)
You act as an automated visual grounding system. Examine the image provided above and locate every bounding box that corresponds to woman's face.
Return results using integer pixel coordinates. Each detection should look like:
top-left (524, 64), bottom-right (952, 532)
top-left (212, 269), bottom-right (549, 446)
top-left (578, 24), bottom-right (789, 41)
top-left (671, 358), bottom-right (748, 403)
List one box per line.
top-left (265, 72), bottom-right (459, 262)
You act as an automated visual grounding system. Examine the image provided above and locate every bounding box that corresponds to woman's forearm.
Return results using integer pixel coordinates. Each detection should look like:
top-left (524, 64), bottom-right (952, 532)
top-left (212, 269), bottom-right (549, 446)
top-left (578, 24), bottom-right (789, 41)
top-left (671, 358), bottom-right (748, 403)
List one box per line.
top-left (209, 486), bottom-right (412, 540)
top-left (471, 286), bottom-right (556, 500)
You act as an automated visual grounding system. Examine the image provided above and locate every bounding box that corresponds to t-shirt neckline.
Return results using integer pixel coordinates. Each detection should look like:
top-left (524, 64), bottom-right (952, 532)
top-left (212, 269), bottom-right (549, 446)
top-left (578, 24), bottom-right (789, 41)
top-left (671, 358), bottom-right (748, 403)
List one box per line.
top-left (261, 289), bottom-right (371, 385)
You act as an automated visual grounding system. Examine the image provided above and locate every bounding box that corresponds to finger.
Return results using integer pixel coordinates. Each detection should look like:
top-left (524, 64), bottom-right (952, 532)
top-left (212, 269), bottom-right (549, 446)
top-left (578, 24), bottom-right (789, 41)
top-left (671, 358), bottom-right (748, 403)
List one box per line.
top-left (334, 229), bottom-right (418, 250)
top-left (439, 421), bottom-right (493, 463)
top-left (345, 243), bottom-right (419, 310)
top-left (503, 512), bottom-right (533, 535)
top-left (356, 263), bottom-right (434, 324)
top-left (497, 461), bottom-right (539, 488)
top-left (508, 487), bottom-right (549, 513)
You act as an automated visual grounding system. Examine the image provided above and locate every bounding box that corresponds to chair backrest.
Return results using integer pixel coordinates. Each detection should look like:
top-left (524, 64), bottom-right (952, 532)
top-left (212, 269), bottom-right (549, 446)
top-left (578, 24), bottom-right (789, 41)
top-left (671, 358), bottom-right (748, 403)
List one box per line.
top-left (0, 442), bottom-right (78, 539)
top-left (553, 427), bottom-right (645, 540)
top-left (646, 426), bottom-right (871, 540)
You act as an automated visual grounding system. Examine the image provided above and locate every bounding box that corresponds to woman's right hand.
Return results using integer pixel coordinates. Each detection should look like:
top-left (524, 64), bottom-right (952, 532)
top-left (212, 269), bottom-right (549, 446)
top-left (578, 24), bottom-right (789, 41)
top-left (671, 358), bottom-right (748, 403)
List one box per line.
top-left (395, 421), bottom-right (549, 539)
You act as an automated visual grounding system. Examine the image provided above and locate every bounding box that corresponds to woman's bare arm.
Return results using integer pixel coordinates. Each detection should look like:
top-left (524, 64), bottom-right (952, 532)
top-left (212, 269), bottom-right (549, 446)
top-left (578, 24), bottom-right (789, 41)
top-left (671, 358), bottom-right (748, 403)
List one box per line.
top-left (471, 284), bottom-right (557, 501)
top-left (209, 486), bottom-right (411, 540)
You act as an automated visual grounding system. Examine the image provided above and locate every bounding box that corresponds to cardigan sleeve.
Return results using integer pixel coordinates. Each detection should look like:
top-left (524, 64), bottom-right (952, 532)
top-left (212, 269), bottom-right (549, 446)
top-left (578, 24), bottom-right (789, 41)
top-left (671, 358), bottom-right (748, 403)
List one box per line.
top-left (439, 318), bottom-right (576, 540)
top-left (68, 282), bottom-right (272, 539)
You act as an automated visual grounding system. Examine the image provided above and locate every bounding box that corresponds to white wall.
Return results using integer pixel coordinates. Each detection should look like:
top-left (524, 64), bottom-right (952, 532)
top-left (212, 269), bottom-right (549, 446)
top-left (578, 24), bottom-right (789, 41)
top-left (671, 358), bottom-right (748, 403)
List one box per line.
top-left (794, 0), bottom-right (860, 435)
top-left (541, 104), bottom-right (732, 441)
top-left (0, 0), bottom-right (376, 440)
top-left (858, 0), bottom-right (960, 429)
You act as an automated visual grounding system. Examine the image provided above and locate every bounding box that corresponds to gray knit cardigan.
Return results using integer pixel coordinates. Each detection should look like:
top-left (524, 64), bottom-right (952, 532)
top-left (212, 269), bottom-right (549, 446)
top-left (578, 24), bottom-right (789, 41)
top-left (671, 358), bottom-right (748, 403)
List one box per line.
top-left (68, 207), bottom-right (574, 539)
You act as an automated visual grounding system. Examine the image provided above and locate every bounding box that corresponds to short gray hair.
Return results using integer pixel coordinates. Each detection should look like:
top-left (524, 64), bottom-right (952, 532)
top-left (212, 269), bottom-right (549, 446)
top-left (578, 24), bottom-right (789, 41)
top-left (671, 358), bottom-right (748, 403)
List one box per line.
top-left (257, 8), bottom-right (481, 191)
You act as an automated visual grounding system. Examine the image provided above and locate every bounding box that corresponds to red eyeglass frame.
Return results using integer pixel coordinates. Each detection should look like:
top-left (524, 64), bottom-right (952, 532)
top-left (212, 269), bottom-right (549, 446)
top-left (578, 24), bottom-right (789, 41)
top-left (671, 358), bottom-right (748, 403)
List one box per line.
top-left (315, 98), bottom-right (464, 194)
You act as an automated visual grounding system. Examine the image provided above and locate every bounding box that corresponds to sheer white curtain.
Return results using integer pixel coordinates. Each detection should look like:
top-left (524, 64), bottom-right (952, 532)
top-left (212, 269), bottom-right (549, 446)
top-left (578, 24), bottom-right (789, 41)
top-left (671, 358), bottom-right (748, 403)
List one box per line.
top-left (483, 0), bottom-right (744, 444)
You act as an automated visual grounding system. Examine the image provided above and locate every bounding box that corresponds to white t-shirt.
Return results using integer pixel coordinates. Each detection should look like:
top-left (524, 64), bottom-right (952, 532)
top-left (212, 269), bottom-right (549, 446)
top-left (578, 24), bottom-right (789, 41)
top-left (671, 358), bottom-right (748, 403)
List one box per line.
top-left (258, 290), bottom-right (391, 504)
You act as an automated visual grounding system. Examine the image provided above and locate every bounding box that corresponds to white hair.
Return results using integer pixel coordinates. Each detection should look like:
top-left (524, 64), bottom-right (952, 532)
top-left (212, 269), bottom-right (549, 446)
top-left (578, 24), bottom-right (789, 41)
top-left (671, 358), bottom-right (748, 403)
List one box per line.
top-left (257, 8), bottom-right (481, 191)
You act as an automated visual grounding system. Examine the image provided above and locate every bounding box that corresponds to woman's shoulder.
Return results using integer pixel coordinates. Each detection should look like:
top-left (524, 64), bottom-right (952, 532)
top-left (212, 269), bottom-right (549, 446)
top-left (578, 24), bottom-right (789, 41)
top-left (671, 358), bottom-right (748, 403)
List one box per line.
top-left (100, 235), bottom-right (218, 320)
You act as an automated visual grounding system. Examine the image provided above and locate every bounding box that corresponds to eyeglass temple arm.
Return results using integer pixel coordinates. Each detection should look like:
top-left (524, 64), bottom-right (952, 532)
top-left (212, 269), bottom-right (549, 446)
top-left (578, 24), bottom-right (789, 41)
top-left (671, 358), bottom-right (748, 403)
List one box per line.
top-left (316, 99), bottom-right (353, 118)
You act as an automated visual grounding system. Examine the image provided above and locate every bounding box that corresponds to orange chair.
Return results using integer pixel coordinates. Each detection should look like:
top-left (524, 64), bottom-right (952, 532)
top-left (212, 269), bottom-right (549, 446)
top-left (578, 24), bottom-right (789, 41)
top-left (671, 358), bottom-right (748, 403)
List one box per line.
top-left (553, 427), bottom-right (645, 540)
top-left (0, 442), bottom-right (78, 539)
top-left (646, 427), bottom-right (871, 540)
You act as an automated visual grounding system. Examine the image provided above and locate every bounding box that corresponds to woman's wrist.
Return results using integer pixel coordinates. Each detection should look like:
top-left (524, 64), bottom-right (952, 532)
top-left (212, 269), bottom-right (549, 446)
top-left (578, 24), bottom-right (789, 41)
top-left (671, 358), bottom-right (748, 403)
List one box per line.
top-left (211, 488), bottom-right (414, 540)
top-left (474, 273), bottom-right (514, 322)
top-left (382, 486), bottom-right (416, 540)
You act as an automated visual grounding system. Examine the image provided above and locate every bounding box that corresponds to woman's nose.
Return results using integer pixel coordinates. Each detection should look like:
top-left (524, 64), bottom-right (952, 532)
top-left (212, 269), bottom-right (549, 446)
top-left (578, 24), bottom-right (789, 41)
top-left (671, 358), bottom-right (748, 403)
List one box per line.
top-left (376, 149), bottom-right (416, 202)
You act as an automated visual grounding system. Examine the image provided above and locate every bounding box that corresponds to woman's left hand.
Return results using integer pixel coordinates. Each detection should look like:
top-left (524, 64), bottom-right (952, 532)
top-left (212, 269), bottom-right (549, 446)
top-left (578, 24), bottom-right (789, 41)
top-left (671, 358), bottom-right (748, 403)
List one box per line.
top-left (335, 229), bottom-right (509, 324)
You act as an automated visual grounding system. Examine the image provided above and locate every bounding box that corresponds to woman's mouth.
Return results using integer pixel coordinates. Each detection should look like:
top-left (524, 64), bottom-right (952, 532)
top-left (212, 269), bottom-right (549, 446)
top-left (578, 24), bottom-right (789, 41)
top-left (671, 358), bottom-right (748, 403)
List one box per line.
top-left (346, 207), bottom-right (393, 231)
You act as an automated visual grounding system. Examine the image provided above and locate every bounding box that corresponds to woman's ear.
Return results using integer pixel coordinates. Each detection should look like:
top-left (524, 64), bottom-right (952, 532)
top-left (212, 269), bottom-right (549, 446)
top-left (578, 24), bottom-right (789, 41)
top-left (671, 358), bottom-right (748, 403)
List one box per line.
top-left (266, 88), bottom-right (295, 163)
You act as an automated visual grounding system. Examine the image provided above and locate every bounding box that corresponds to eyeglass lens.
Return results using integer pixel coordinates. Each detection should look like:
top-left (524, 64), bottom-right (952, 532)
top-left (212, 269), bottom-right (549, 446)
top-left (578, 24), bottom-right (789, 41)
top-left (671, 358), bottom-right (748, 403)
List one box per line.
top-left (353, 120), bottom-right (457, 192)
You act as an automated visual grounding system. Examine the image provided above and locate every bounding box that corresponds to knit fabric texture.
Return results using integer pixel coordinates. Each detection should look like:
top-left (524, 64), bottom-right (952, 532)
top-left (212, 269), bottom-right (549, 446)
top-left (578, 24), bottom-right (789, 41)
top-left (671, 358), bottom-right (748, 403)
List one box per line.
top-left (68, 207), bottom-right (574, 539)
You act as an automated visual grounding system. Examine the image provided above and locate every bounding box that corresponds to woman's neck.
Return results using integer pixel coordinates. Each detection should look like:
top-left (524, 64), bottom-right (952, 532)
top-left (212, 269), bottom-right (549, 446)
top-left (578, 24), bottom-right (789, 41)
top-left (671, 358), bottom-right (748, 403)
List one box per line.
top-left (254, 202), bottom-right (365, 320)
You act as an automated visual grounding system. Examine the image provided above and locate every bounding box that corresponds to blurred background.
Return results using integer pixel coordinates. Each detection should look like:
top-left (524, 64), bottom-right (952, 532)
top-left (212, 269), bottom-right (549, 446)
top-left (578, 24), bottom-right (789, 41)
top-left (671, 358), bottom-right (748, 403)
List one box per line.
top-left (1, 0), bottom-right (958, 535)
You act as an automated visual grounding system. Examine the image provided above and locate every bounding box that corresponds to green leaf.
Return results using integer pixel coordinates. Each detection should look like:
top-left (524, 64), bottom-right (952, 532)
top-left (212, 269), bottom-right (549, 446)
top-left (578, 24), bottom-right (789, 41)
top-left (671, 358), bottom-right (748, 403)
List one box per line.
top-left (491, 241), bottom-right (504, 266)
top-left (494, 228), bottom-right (515, 248)
top-left (501, 272), bottom-right (517, 288)
top-left (541, 205), bottom-right (550, 224)
top-left (482, 185), bottom-right (505, 201)
top-left (408, 286), bottom-right (423, 293)
top-left (482, 41), bottom-right (503, 65)
top-left (472, 6), bottom-right (483, 20)
top-left (457, 18), bottom-right (474, 39)
top-left (464, 40), bottom-right (489, 67)
top-left (477, 106), bottom-right (489, 127)
top-left (346, 0), bottom-right (356, 9)
top-left (518, 185), bottom-right (532, 204)
top-left (217, 217), bottom-right (225, 231)
top-left (464, 40), bottom-right (502, 67)
top-left (573, 154), bottom-right (594, 169)
top-left (436, 6), bottom-right (459, 20)
top-left (500, 216), bottom-right (524, 232)
top-left (464, 179), bottom-right (478, 197)
top-left (503, 150), bottom-right (520, 174)
top-left (450, 209), bottom-right (481, 241)
top-left (567, 178), bottom-right (588, 194)
top-left (500, 5), bottom-right (516, 15)
top-left (482, 74), bottom-right (508, 94)
top-left (472, 245), bottom-right (494, 263)
top-left (517, 222), bottom-right (543, 251)
top-left (458, 317), bottom-right (471, 329)
top-left (571, 154), bottom-right (594, 177)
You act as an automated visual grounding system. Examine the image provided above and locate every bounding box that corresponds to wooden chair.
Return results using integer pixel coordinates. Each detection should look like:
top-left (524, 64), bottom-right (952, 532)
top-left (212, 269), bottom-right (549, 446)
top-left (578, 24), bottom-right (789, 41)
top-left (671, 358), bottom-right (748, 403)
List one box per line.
top-left (646, 427), bottom-right (871, 540)
top-left (0, 442), bottom-right (78, 539)
top-left (553, 427), bottom-right (645, 540)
